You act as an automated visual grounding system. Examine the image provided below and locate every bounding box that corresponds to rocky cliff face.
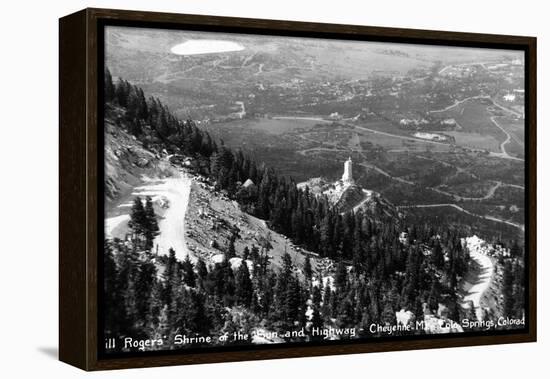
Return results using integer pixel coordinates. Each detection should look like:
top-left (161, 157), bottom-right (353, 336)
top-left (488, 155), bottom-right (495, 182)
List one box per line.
top-left (104, 110), bottom-right (179, 206)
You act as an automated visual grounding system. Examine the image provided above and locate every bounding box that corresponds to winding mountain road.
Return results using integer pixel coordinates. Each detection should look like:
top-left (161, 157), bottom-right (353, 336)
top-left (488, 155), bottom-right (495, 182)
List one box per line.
top-left (428, 95), bottom-right (491, 114)
top-left (489, 116), bottom-right (524, 162)
top-left (430, 181), bottom-right (503, 202)
top-left (461, 237), bottom-right (494, 321)
top-left (396, 203), bottom-right (524, 231)
top-left (105, 172), bottom-right (193, 260)
top-left (132, 173), bottom-right (193, 260)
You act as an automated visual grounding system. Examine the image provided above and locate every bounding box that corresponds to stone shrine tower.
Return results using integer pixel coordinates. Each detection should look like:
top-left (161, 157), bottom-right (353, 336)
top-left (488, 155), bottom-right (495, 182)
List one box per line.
top-left (342, 157), bottom-right (354, 184)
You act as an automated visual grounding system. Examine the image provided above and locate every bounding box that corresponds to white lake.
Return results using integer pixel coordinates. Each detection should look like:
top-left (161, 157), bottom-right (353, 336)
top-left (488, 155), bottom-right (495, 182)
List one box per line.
top-left (171, 40), bottom-right (245, 55)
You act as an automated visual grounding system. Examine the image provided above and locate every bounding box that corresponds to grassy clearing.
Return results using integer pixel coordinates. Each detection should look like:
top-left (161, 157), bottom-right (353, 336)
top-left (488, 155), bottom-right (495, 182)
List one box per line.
top-left (445, 131), bottom-right (501, 152)
top-left (356, 129), bottom-right (451, 152)
top-left (495, 117), bottom-right (525, 158)
top-left (218, 117), bottom-right (322, 135)
top-left (434, 101), bottom-right (518, 153)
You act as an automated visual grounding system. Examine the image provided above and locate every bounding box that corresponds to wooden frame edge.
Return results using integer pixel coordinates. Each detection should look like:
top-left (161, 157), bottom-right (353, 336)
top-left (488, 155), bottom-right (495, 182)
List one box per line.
top-left (59, 9), bottom-right (89, 370)
top-left (526, 37), bottom-right (537, 343)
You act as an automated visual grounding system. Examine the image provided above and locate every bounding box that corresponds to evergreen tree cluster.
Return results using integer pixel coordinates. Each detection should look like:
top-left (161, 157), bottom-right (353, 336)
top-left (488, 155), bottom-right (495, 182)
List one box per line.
top-left (501, 241), bottom-right (525, 320)
top-left (105, 68), bottom-right (217, 158)
top-left (105, 236), bottom-right (310, 350)
top-left (127, 196), bottom-right (160, 252)
top-left (103, 70), bottom-right (526, 350)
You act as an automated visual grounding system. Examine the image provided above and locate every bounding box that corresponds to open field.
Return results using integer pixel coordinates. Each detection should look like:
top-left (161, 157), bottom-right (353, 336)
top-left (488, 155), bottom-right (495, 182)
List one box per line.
top-left (494, 117), bottom-right (525, 158)
top-left (354, 126), bottom-right (452, 152)
top-left (440, 101), bottom-right (506, 141)
top-left (445, 131), bottom-right (501, 152)
top-left (215, 117), bottom-right (324, 135)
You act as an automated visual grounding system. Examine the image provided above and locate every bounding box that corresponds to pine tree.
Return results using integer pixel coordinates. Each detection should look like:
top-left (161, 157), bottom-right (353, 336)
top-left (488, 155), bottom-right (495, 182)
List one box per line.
top-left (322, 283), bottom-right (332, 322)
top-left (196, 258), bottom-right (208, 282)
top-left (173, 289), bottom-right (211, 336)
top-left (303, 256), bottom-right (312, 282)
top-left (130, 118), bottom-right (143, 137)
top-left (381, 300), bottom-right (396, 325)
top-left (510, 241), bottom-right (522, 258)
top-left (431, 240), bottom-right (444, 269)
top-left (427, 280), bottom-right (440, 313)
top-left (127, 87), bottom-right (140, 120)
top-left (128, 197), bottom-right (147, 249)
top-left (337, 294), bottom-right (356, 329)
top-left (182, 255), bottom-right (196, 287)
top-left (116, 245), bottom-right (139, 335)
top-left (212, 259), bottom-right (236, 307)
top-left (135, 258), bottom-right (157, 328)
top-left (335, 260), bottom-right (348, 294)
top-left (104, 68), bottom-right (115, 102)
top-left (401, 246), bottom-right (420, 310)
top-left (511, 260), bottom-right (525, 318)
top-left (249, 245), bottom-right (260, 262)
top-left (352, 222), bottom-right (365, 274)
top-left (502, 260), bottom-right (514, 317)
top-left (319, 216), bottom-right (334, 258)
top-left (235, 260), bottom-right (253, 307)
top-left (225, 234), bottom-right (237, 260)
top-left (144, 196), bottom-right (160, 252)
top-left (115, 78), bottom-right (129, 107)
top-left (137, 88), bottom-right (149, 120)
top-left (284, 277), bottom-right (302, 326)
top-left (310, 306), bottom-right (323, 332)
top-left (272, 252), bottom-right (294, 327)
top-left (103, 241), bottom-right (126, 335)
top-left (309, 285), bottom-right (324, 335)
top-left (162, 248), bottom-right (178, 325)
top-left (147, 280), bottom-right (164, 331)
top-left (242, 246), bottom-right (250, 261)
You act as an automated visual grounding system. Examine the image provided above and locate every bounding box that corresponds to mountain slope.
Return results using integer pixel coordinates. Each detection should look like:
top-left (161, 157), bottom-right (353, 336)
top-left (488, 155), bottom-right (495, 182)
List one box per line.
top-left (104, 107), bottom-right (179, 207)
top-left (104, 108), bottom-right (320, 270)
top-left (184, 176), bottom-right (318, 271)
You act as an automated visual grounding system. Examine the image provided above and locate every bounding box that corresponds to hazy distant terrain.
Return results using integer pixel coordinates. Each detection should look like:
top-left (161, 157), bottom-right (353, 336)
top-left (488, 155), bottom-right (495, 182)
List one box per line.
top-left (106, 27), bottom-right (518, 118)
top-left (106, 23), bottom-right (526, 253)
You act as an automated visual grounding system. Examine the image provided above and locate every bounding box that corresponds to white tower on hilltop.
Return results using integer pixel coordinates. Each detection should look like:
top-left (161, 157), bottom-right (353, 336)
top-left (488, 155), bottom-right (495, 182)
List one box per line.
top-left (342, 157), bottom-right (354, 184)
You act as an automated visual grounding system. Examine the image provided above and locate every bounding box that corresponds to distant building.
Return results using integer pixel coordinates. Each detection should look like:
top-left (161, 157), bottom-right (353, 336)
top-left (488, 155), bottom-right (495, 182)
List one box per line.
top-left (329, 112), bottom-right (342, 120)
top-left (441, 118), bottom-right (456, 126)
top-left (414, 132), bottom-right (447, 142)
top-left (342, 157), bottom-right (354, 184)
top-left (399, 118), bottom-right (429, 128)
top-left (503, 93), bottom-right (516, 102)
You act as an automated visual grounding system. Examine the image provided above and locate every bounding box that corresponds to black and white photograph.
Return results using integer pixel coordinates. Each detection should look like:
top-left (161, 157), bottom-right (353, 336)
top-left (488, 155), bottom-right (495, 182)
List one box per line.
top-left (101, 24), bottom-right (527, 355)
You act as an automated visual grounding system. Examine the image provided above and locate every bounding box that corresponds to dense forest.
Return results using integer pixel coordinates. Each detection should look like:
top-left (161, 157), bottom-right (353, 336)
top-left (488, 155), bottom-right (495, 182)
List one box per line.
top-left (103, 69), bottom-right (526, 352)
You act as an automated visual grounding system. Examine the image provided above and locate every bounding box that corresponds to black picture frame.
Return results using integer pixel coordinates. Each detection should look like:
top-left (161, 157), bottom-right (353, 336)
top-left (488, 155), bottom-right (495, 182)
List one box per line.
top-left (59, 8), bottom-right (537, 371)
